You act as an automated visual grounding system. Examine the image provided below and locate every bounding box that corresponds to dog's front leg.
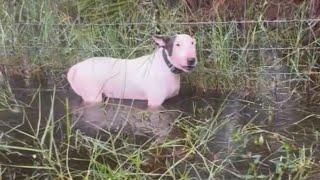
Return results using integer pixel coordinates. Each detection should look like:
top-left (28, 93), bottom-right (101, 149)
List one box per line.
top-left (147, 95), bottom-right (166, 112)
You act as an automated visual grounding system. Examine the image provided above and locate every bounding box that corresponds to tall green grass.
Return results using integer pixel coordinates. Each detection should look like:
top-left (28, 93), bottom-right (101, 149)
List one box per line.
top-left (0, 0), bottom-right (318, 93)
top-left (0, 0), bottom-right (319, 179)
top-left (0, 88), bottom-right (319, 179)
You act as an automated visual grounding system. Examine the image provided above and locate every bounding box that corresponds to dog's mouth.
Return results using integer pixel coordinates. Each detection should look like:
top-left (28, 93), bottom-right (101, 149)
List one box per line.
top-left (182, 65), bottom-right (196, 72)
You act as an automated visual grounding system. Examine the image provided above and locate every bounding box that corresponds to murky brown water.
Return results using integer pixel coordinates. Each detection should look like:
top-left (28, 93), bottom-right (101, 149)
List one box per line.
top-left (0, 67), bottom-right (319, 179)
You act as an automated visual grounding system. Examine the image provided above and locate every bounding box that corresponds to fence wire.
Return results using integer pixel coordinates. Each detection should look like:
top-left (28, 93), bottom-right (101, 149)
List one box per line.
top-left (1, 45), bottom-right (320, 52)
top-left (0, 19), bottom-right (320, 87)
top-left (11, 18), bottom-right (320, 26)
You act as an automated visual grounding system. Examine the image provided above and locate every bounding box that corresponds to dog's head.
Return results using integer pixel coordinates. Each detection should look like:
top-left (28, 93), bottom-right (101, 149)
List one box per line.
top-left (153, 34), bottom-right (197, 72)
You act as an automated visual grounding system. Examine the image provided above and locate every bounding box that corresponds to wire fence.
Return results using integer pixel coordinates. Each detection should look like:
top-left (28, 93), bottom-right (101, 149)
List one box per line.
top-left (1, 18), bottom-right (320, 94)
top-left (11, 18), bottom-right (320, 26)
top-left (1, 45), bottom-right (320, 52)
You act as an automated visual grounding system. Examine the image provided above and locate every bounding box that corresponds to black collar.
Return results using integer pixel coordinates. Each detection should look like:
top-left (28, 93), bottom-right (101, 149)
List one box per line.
top-left (161, 48), bottom-right (184, 74)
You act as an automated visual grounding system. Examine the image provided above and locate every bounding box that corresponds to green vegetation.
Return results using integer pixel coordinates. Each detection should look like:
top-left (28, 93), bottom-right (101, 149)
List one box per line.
top-left (0, 0), bottom-right (319, 179)
top-left (0, 0), bottom-right (319, 92)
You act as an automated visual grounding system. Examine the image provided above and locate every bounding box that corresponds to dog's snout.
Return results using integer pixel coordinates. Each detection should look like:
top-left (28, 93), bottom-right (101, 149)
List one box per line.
top-left (187, 58), bottom-right (196, 66)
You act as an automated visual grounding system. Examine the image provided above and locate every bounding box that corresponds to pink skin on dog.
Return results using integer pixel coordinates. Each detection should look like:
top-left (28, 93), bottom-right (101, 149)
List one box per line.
top-left (67, 34), bottom-right (197, 108)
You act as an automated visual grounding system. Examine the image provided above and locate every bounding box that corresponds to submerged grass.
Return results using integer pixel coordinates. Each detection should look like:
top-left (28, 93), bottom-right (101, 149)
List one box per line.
top-left (0, 0), bottom-right (319, 179)
top-left (0, 88), bottom-right (319, 179)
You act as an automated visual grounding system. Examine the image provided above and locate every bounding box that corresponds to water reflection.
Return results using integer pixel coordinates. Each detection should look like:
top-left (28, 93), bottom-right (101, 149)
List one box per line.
top-left (70, 98), bottom-right (181, 140)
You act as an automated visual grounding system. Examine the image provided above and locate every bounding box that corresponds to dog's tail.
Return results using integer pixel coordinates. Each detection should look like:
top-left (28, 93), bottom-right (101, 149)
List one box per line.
top-left (67, 66), bottom-right (75, 84)
top-left (67, 66), bottom-right (80, 95)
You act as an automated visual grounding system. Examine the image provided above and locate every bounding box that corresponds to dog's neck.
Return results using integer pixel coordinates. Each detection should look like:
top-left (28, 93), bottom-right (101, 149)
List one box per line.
top-left (159, 47), bottom-right (183, 74)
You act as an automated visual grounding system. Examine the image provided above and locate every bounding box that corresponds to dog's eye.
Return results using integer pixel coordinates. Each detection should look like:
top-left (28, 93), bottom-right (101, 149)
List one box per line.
top-left (191, 42), bottom-right (194, 45)
top-left (176, 43), bottom-right (180, 47)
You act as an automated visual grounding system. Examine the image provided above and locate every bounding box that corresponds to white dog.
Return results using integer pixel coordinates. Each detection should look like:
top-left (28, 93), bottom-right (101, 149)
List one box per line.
top-left (67, 34), bottom-right (197, 109)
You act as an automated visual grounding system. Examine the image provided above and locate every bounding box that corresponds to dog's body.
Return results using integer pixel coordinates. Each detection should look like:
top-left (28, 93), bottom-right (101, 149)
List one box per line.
top-left (67, 51), bottom-right (180, 107)
top-left (67, 34), bottom-right (197, 108)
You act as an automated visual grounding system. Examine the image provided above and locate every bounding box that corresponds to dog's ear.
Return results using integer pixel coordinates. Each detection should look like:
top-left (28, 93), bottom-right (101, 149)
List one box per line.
top-left (152, 35), bottom-right (170, 47)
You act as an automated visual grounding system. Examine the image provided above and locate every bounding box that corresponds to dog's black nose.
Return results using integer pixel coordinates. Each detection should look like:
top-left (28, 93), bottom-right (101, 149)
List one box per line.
top-left (187, 58), bottom-right (196, 66)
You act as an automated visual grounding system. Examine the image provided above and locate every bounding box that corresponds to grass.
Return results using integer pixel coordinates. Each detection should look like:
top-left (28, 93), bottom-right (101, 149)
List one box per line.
top-left (0, 0), bottom-right (319, 179)
top-left (0, 1), bottom-right (319, 92)
top-left (0, 88), bottom-right (319, 179)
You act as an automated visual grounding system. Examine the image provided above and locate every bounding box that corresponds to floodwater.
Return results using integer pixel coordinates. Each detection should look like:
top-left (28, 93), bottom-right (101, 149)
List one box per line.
top-left (0, 67), bottom-right (319, 179)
